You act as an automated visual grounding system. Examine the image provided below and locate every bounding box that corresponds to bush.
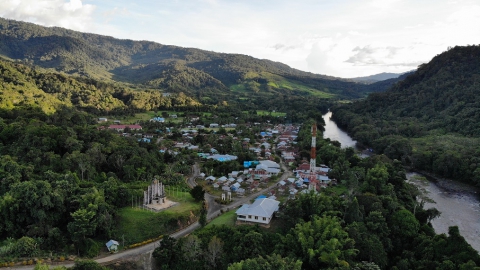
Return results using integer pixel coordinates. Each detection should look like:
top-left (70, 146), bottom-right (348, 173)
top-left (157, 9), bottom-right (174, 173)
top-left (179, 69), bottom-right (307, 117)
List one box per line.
top-left (14, 236), bottom-right (38, 257)
top-left (72, 260), bottom-right (108, 270)
top-left (77, 239), bottom-right (100, 258)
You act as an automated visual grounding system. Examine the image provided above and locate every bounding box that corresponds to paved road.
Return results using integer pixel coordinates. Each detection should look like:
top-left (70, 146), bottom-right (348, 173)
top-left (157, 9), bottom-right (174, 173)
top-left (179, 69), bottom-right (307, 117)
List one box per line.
top-left (11, 162), bottom-right (291, 269)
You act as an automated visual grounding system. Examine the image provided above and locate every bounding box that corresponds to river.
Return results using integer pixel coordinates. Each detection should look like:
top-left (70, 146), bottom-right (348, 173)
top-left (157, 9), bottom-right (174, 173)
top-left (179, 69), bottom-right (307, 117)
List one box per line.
top-left (322, 112), bottom-right (480, 252)
top-left (322, 111), bottom-right (357, 148)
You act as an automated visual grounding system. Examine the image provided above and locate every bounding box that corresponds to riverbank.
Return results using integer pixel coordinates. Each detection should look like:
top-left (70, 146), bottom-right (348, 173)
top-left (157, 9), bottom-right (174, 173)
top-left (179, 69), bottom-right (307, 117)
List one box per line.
top-left (406, 171), bottom-right (480, 252)
top-left (409, 169), bottom-right (480, 196)
top-left (322, 111), bottom-right (480, 254)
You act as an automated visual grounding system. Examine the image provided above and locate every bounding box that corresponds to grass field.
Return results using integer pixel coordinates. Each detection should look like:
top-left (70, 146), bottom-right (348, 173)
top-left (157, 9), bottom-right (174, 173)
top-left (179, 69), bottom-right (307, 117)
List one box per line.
top-left (113, 191), bottom-right (201, 245)
top-left (229, 72), bottom-right (336, 98)
top-left (256, 110), bottom-right (287, 117)
top-left (98, 111), bottom-right (184, 125)
top-left (204, 209), bottom-right (237, 228)
top-left (325, 185), bottom-right (348, 196)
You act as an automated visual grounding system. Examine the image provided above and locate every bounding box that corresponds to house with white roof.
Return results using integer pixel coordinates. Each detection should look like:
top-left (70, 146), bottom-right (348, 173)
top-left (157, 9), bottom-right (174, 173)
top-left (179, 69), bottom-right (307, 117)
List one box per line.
top-left (253, 161), bottom-right (281, 179)
top-left (236, 198), bottom-right (280, 225)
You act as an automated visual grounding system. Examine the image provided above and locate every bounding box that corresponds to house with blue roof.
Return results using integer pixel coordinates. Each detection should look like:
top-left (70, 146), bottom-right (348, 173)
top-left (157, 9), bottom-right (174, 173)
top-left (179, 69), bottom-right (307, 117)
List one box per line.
top-left (150, 117), bottom-right (165, 123)
top-left (106, 240), bottom-right (119, 252)
top-left (235, 198), bottom-right (280, 225)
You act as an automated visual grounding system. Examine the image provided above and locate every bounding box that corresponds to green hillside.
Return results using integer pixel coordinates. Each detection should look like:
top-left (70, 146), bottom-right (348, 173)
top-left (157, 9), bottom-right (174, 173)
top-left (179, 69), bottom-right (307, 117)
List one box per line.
top-left (332, 45), bottom-right (480, 186)
top-left (0, 17), bottom-right (385, 101)
top-left (0, 58), bottom-right (199, 114)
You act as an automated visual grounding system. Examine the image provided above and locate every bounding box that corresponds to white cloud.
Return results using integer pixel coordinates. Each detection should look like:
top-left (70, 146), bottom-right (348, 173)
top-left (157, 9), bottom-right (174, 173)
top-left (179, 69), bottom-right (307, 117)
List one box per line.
top-left (0, 0), bottom-right (479, 77)
top-left (0, 0), bottom-right (95, 31)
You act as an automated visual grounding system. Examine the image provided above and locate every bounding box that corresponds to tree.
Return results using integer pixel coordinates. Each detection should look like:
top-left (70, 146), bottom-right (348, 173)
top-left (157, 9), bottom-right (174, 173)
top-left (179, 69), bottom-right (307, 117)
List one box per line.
top-left (67, 209), bottom-right (96, 244)
top-left (362, 163), bottom-right (389, 195)
top-left (180, 235), bottom-right (202, 264)
top-left (344, 197), bottom-right (363, 224)
top-left (205, 236), bottom-right (224, 268)
top-left (233, 230), bottom-right (266, 261)
top-left (153, 236), bottom-right (180, 269)
top-left (14, 236), bottom-right (38, 257)
top-left (279, 215), bottom-right (357, 269)
top-left (189, 186), bottom-right (205, 202)
top-left (72, 260), bottom-right (108, 270)
top-left (228, 254), bottom-right (302, 270)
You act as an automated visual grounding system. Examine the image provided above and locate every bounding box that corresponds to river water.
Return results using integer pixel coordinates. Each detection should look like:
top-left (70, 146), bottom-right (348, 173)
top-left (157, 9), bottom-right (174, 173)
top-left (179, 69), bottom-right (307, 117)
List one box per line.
top-left (322, 112), bottom-right (480, 252)
top-left (406, 173), bottom-right (480, 252)
top-left (322, 112), bottom-right (357, 148)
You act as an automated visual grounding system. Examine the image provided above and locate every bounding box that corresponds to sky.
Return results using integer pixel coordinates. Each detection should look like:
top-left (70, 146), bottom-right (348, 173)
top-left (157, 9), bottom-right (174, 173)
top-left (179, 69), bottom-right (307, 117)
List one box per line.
top-left (1, 0), bottom-right (480, 78)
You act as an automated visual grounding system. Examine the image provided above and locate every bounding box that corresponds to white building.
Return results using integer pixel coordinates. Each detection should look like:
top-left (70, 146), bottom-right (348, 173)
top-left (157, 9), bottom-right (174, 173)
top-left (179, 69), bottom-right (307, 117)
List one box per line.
top-left (235, 198), bottom-right (280, 225)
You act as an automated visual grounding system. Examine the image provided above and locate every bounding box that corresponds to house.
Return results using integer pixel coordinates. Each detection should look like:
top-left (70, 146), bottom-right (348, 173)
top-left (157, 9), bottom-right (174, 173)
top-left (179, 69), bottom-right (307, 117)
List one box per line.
top-left (170, 114), bottom-right (178, 118)
top-left (106, 240), bottom-right (119, 252)
top-left (108, 125), bottom-right (142, 132)
top-left (210, 123), bottom-right (219, 128)
top-left (230, 171), bottom-right (240, 177)
top-left (189, 115), bottom-right (200, 121)
top-left (150, 117), bottom-right (165, 123)
top-left (236, 188), bottom-right (245, 196)
top-left (188, 145), bottom-right (200, 151)
top-left (207, 154), bottom-right (238, 162)
top-left (98, 117), bottom-right (108, 122)
top-left (206, 176), bottom-right (216, 182)
top-left (231, 182), bottom-right (241, 191)
top-left (236, 198), bottom-right (280, 225)
top-left (253, 161), bottom-right (281, 179)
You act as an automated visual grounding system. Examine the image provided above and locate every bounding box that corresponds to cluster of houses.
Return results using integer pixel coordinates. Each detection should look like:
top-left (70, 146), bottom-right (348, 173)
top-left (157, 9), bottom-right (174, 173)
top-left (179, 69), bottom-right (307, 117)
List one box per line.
top-left (201, 160), bottom-right (282, 197)
top-left (98, 115), bottom-right (336, 227)
top-left (233, 161), bottom-right (333, 226)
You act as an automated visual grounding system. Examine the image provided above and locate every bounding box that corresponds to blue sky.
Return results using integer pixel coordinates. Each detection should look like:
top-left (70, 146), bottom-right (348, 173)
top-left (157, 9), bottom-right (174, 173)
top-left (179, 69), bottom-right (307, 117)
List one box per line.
top-left (1, 0), bottom-right (479, 77)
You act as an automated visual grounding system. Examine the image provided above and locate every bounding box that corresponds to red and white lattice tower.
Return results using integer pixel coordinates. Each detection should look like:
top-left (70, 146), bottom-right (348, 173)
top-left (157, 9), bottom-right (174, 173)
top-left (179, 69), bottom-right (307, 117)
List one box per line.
top-left (309, 123), bottom-right (317, 189)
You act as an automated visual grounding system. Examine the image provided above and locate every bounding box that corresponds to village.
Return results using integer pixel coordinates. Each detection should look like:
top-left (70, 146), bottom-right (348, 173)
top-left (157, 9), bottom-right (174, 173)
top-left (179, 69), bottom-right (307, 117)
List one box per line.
top-left (97, 111), bottom-right (335, 227)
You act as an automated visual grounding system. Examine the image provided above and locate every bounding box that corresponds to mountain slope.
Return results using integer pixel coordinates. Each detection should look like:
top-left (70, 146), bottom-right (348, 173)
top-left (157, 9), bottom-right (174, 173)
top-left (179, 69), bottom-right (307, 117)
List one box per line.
top-left (332, 45), bottom-right (480, 185)
top-left (336, 45), bottom-right (480, 136)
top-left (0, 17), bottom-right (384, 100)
top-left (0, 58), bottom-right (200, 113)
top-left (348, 72), bottom-right (405, 83)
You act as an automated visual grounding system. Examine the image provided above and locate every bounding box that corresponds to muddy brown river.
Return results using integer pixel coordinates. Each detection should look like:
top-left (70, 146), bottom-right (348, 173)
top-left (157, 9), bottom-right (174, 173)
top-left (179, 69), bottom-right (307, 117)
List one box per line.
top-left (322, 112), bottom-right (480, 252)
top-left (407, 172), bottom-right (480, 252)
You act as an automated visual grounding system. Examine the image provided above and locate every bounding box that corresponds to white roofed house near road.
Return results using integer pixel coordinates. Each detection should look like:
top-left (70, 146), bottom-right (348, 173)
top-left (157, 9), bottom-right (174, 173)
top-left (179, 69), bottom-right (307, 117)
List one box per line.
top-left (235, 198), bottom-right (280, 225)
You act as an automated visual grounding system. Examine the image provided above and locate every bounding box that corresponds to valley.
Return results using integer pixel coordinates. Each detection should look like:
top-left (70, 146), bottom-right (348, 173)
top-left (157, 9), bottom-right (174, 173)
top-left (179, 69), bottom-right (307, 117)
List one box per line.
top-left (0, 16), bottom-right (480, 270)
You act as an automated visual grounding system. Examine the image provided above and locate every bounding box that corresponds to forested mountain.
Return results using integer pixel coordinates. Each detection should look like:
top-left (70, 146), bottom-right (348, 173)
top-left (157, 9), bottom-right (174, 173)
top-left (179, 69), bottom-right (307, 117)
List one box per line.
top-left (348, 72), bottom-right (405, 83)
top-left (0, 58), bottom-right (200, 114)
top-left (0, 17), bottom-right (387, 101)
top-left (332, 45), bottom-right (480, 186)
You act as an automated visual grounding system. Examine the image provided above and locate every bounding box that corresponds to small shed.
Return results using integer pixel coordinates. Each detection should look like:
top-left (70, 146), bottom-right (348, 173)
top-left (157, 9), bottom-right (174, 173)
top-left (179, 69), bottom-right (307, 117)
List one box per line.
top-left (106, 240), bottom-right (119, 252)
